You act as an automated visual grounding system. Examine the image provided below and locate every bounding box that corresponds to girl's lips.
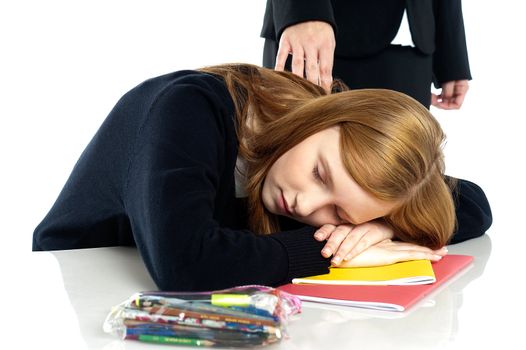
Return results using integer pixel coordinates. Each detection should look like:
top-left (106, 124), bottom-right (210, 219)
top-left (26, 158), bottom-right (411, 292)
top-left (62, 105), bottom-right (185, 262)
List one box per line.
top-left (280, 191), bottom-right (293, 216)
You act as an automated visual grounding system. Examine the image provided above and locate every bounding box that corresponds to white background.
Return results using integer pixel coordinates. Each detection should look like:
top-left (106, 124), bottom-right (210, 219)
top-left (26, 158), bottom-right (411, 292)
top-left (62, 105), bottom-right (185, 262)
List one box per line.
top-left (1, 0), bottom-right (525, 324)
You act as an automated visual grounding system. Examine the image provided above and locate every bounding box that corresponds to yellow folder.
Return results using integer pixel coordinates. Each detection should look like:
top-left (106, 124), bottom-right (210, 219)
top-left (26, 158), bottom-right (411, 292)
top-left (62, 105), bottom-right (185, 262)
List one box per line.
top-left (292, 259), bottom-right (436, 286)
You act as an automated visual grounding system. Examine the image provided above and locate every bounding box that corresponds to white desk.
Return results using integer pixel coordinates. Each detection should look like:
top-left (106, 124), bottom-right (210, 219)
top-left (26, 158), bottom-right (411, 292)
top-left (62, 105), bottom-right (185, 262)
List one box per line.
top-left (2, 235), bottom-right (521, 349)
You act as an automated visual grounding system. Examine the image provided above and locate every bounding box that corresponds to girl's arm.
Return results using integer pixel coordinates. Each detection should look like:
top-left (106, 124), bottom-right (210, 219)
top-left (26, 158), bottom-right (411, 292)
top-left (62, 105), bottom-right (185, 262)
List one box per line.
top-left (124, 81), bottom-right (330, 291)
top-left (313, 178), bottom-right (492, 266)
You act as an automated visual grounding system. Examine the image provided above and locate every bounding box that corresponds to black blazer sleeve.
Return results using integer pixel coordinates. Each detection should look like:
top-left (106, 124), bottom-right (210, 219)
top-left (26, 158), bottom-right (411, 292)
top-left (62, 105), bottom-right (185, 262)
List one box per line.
top-left (261, 0), bottom-right (336, 41)
top-left (432, 0), bottom-right (472, 86)
top-left (125, 80), bottom-right (330, 291)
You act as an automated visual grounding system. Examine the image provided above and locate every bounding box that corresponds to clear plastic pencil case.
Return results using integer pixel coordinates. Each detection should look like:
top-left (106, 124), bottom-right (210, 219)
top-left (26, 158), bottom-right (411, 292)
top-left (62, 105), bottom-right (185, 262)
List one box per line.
top-left (103, 285), bottom-right (302, 347)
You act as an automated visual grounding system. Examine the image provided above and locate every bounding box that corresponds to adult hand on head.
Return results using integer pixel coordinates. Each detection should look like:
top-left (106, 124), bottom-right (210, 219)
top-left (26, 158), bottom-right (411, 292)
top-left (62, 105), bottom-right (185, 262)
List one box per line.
top-left (275, 21), bottom-right (336, 92)
top-left (314, 220), bottom-right (395, 266)
top-left (337, 239), bottom-right (448, 268)
top-left (431, 80), bottom-right (469, 110)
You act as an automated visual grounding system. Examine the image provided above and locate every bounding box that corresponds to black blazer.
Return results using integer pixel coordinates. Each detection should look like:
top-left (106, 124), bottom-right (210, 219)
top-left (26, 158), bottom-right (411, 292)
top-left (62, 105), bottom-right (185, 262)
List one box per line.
top-left (261, 0), bottom-right (471, 85)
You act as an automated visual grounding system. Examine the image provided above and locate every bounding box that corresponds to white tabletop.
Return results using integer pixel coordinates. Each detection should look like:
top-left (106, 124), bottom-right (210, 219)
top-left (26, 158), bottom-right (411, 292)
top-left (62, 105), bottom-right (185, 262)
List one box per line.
top-left (2, 1), bottom-right (525, 349)
top-left (2, 234), bottom-right (522, 350)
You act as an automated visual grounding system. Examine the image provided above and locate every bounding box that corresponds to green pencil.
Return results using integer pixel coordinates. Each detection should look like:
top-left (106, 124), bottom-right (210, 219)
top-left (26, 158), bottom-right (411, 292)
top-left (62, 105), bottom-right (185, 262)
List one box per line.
top-left (138, 334), bottom-right (215, 346)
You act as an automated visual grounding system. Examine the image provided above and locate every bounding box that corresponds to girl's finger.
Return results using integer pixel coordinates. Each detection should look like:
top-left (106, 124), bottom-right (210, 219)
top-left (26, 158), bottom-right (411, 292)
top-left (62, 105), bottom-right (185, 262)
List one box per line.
top-left (341, 225), bottom-right (382, 261)
top-left (381, 240), bottom-right (434, 251)
top-left (389, 242), bottom-right (434, 252)
top-left (394, 249), bottom-right (444, 262)
top-left (321, 225), bottom-right (353, 258)
top-left (314, 224), bottom-right (336, 241)
top-left (332, 230), bottom-right (366, 264)
top-left (389, 243), bottom-right (448, 258)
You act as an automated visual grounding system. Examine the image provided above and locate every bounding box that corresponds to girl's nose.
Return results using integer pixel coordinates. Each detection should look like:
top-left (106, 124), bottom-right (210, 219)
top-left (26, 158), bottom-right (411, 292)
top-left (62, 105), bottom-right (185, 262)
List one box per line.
top-left (293, 192), bottom-right (330, 218)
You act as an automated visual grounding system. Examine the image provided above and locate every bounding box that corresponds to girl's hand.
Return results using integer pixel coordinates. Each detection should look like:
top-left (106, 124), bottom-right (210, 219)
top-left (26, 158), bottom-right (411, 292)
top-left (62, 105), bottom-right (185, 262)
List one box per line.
top-left (314, 220), bottom-right (395, 266)
top-left (337, 239), bottom-right (448, 268)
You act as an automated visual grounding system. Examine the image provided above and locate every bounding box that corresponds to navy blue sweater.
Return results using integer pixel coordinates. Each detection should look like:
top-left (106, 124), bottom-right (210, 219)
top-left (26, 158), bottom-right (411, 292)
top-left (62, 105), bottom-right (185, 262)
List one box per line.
top-left (33, 70), bottom-right (492, 291)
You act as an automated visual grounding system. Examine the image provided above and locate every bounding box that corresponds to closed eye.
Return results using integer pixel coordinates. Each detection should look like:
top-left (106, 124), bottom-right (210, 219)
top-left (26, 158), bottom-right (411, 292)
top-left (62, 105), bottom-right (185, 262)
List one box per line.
top-left (312, 166), bottom-right (325, 183)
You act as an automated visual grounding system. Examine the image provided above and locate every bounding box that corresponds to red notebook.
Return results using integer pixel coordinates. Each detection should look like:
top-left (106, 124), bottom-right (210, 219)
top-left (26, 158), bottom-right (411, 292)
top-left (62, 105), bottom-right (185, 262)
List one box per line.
top-left (279, 254), bottom-right (473, 312)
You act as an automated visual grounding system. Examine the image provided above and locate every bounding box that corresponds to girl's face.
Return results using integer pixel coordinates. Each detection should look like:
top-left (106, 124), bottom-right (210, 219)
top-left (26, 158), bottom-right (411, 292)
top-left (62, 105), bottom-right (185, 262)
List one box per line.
top-left (262, 126), bottom-right (399, 227)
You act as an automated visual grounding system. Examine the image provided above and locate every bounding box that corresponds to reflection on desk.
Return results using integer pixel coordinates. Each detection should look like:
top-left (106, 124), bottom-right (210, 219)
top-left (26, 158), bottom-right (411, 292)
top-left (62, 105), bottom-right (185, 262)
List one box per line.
top-left (4, 235), bottom-right (492, 350)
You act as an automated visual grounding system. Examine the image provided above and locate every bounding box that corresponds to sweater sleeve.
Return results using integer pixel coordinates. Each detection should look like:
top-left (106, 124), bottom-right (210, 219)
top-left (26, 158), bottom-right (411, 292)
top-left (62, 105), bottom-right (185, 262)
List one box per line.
top-left (450, 178), bottom-right (493, 244)
top-left (124, 81), bottom-right (330, 291)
